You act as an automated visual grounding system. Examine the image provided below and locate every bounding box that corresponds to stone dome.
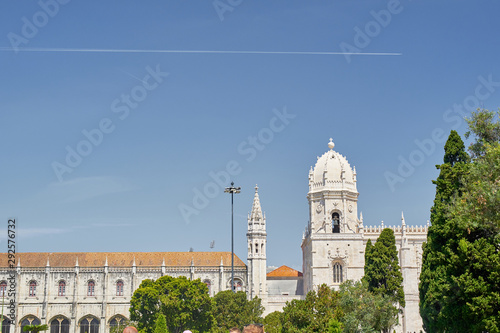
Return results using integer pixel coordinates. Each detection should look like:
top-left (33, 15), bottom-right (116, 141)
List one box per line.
top-left (308, 139), bottom-right (357, 193)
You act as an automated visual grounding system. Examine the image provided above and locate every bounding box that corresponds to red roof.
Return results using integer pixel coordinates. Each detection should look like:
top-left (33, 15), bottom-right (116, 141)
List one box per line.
top-left (267, 265), bottom-right (303, 277)
top-left (0, 252), bottom-right (246, 268)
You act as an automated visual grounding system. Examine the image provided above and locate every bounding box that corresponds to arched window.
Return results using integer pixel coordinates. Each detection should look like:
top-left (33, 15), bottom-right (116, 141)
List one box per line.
top-left (87, 281), bottom-right (95, 296)
top-left (333, 263), bottom-right (343, 284)
top-left (116, 280), bottom-right (124, 296)
top-left (1, 316), bottom-right (11, 333)
top-left (50, 317), bottom-right (70, 333)
top-left (233, 279), bottom-right (243, 292)
top-left (332, 212), bottom-right (340, 233)
top-left (255, 243), bottom-right (259, 254)
top-left (203, 280), bottom-right (211, 295)
top-left (0, 281), bottom-right (6, 297)
top-left (21, 317), bottom-right (41, 333)
top-left (109, 316), bottom-right (126, 333)
top-left (58, 281), bottom-right (66, 297)
top-left (28, 281), bottom-right (37, 297)
top-left (80, 317), bottom-right (99, 333)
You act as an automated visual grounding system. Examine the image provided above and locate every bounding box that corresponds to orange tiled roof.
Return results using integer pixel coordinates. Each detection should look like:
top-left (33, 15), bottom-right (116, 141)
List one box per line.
top-left (0, 252), bottom-right (246, 268)
top-left (267, 265), bottom-right (303, 277)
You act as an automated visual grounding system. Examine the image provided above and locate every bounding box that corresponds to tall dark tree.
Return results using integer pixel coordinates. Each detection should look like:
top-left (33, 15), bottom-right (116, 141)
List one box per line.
top-left (420, 111), bottom-right (500, 332)
top-left (419, 130), bottom-right (470, 332)
top-left (444, 142), bottom-right (500, 332)
top-left (363, 228), bottom-right (405, 308)
top-left (364, 239), bottom-right (373, 268)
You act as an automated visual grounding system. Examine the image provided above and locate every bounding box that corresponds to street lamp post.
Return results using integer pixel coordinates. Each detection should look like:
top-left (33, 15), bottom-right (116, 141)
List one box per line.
top-left (224, 182), bottom-right (241, 292)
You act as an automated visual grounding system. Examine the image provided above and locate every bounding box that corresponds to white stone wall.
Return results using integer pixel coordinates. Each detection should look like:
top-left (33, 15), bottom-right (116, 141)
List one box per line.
top-left (302, 227), bottom-right (427, 333)
top-left (0, 265), bottom-right (247, 333)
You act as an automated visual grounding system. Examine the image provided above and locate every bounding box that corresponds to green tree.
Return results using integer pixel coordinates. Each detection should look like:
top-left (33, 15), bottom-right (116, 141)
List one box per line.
top-left (327, 318), bottom-right (343, 333)
top-left (444, 143), bottom-right (500, 332)
top-left (281, 284), bottom-right (342, 332)
top-left (465, 108), bottom-right (500, 158)
top-left (212, 290), bottom-right (263, 332)
top-left (339, 280), bottom-right (398, 333)
top-left (22, 325), bottom-right (49, 333)
top-left (363, 228), bottom-right (405, 308)
top-left (263, 311), bottom-right (283, 333)
top-left (130, 280), bottom-right (162, 333)
top-left (419, 130), bottom-right (470, 331)
top-left (130, 275), bottom-right (215, 333)
top-left (420, 112), bottom-right (500, 332)
top-left (364, 239), bottom-right (373, 269)
top-left (154, 314), bottom-right (167, 333)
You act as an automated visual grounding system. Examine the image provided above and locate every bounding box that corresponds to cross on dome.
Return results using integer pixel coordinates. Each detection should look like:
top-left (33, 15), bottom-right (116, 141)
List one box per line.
top-left (328, 138), bottom-right (335, 150)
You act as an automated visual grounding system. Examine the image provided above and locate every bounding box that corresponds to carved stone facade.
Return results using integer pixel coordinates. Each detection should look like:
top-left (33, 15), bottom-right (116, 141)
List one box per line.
top-left (301, 139), bottom-right (427, 333)
top-left (0, 139), bottom-right (428, 333)
top-left (0, 253), bottom-right (247, 333)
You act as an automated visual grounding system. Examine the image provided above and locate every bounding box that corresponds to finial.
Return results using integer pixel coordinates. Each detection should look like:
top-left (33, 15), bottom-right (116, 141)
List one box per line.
top-left (427, 220), bottom-right (430, 227)
top-left (401, 211), bottom-right (405, 223)
top-left (46, 257), bottom-right (50, 267)
top-left (328, 138), bottom-right (335, 150)
top-left (162, 258), bottom-right (166, 266)
top-left (75, 257), bottom-right (79, 267)
top-left (104, 256), bottom-right (108, 267)
top-left (255, 184), bottom-right (259, 192)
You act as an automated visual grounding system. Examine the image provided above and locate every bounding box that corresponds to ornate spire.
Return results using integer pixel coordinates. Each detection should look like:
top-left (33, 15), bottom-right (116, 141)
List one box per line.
top-left (401, 211), bottom-right (406, 226)
top-left (249, 185), bottom-right (264, 222)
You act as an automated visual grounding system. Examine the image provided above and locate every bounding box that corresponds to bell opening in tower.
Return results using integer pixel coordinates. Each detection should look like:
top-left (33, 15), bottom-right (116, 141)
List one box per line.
top-left (332, 212), bottom-right (340, 233)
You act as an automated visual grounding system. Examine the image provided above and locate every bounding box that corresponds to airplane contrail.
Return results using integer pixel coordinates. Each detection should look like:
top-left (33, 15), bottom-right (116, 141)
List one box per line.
top-left (0, 47), bottom-right (402, 56)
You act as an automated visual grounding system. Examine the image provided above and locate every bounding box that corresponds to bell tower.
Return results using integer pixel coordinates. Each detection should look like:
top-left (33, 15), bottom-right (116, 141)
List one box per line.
top-left (302, 139), bottom-right (362, 293)
top-left (307, 139), bottom-right (359, 234)
top-left (247, 185), bottom-right (267, 300)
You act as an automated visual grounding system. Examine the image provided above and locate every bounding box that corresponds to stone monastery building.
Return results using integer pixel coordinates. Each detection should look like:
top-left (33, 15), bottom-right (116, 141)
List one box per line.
top-left (0, 140), bottom-right (428, 333)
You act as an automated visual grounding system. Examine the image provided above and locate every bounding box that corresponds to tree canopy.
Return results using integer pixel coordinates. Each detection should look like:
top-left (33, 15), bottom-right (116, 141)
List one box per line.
top-left (339, 280), bottom-right (398, 333)
top-left (130, 275), bottom-right (214, 333)
top-left (281, 284), bottom-right (342, 332)
top-left (154, 314), bottom-right (167, 333)
top-left (212, 290), bottom-right (263, 332)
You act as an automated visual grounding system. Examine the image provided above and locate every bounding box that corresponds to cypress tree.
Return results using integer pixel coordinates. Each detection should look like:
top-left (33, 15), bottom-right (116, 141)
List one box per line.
top-left (419, 130), bottom-right (469, 332)
top-left (363, 228), bottom-right (405, 308)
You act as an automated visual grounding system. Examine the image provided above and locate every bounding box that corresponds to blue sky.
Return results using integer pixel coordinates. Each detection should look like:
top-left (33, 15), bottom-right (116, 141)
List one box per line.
top-left (1, 1), bottom-right (499, 271)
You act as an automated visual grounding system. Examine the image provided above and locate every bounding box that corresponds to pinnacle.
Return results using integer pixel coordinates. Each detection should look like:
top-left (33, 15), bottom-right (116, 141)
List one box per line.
top-left (249, 184), bottom-right (264, 222)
